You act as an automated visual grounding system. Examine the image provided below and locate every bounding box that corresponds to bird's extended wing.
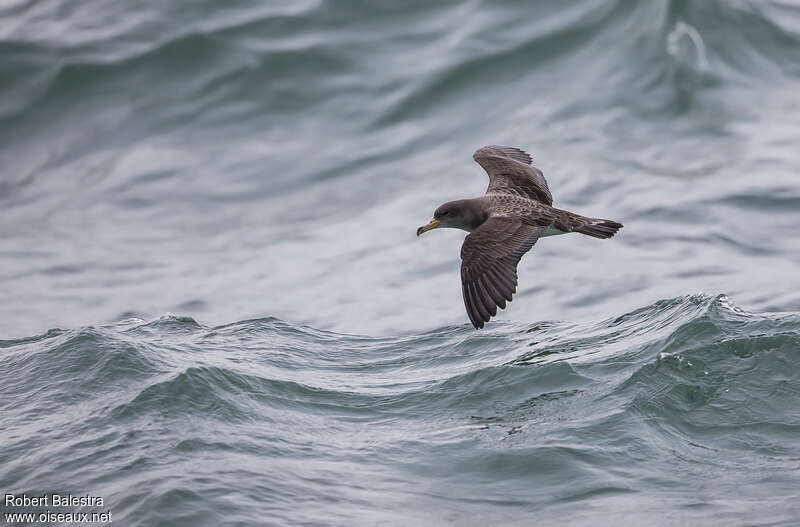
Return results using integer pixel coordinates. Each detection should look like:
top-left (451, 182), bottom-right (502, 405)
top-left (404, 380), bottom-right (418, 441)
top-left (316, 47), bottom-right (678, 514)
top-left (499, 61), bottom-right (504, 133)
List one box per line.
top-left (460, 217), bottom-right (544, 329)
top-left (473, 145), bottom-right (553, 205)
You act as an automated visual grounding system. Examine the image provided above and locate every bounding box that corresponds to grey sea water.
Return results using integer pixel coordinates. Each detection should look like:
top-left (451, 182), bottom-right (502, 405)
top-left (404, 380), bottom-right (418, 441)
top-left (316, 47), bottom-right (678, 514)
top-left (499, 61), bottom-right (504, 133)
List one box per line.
top-left (2, 0), bottom-right (800, 525)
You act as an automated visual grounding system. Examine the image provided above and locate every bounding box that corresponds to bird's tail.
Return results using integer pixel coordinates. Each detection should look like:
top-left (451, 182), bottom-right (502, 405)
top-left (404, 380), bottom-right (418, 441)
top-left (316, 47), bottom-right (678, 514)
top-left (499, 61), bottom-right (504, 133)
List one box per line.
top-left (574, 219), bottom-right (623, 239)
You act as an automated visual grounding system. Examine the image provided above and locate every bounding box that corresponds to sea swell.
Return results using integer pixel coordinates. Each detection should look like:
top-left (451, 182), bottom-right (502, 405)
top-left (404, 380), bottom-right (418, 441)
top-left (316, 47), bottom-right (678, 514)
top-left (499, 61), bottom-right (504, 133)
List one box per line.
top-left (2, 294), bottom-right (800, 524)
top-left (2, 294), bottom-right (797, 418)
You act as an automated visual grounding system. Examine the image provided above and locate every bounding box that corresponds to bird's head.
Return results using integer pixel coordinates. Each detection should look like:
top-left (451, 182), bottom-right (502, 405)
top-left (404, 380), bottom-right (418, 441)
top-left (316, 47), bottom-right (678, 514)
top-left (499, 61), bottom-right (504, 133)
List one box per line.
top-left (417, 200), bottom-right (486, 236)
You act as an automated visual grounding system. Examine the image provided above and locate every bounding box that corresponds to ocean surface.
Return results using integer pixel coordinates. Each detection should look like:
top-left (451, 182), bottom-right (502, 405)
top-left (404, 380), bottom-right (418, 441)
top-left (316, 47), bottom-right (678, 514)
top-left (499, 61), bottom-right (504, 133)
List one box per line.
top-left (2, 0), bottom-right (800, 525)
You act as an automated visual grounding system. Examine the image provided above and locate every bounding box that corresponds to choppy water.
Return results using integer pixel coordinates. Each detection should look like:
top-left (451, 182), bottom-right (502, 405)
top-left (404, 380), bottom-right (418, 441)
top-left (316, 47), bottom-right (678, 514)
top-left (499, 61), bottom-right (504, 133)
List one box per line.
top-left (2, 0), bottom-right (800, 525)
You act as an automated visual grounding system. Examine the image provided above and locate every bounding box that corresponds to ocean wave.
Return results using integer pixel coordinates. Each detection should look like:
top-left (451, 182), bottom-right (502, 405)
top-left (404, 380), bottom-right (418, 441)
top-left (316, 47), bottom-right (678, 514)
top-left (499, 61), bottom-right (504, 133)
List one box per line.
top-left (3, 294), bottom-right (800, 524)
top-left (3, 294), bottom-right (797, 421)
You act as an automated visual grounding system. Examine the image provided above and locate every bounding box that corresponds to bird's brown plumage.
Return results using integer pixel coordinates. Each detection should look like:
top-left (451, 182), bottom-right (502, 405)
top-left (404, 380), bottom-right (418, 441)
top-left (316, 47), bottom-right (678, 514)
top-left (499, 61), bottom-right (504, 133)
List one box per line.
top-left (460, 218), bottom-right (544, 329)
top-left (418, 145), bottom-right (623, 329)
top-left (459, 146), bottom-right (554, 328)
top-left (473, 145), bottom-right (553, 205)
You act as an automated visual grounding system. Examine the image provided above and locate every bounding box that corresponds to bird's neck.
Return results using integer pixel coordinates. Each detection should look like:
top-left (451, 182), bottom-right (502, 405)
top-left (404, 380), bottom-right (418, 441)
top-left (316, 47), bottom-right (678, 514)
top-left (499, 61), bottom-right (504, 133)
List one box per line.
top-left (457, 198), bottom-right (490, 232)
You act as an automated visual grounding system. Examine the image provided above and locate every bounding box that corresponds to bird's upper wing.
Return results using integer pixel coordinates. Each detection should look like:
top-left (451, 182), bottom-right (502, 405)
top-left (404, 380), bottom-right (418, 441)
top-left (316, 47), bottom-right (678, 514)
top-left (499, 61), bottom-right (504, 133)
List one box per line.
top-left (460, 216), bottom-right (544, 329)
top-left (473, 145), bottom-right (553, 205)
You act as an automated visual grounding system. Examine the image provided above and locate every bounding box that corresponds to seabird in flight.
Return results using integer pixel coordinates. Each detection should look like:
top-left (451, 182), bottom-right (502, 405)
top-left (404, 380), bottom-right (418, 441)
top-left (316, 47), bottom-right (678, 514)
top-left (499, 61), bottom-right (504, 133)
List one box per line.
top-left (417, 145), bottom-right (623, 329)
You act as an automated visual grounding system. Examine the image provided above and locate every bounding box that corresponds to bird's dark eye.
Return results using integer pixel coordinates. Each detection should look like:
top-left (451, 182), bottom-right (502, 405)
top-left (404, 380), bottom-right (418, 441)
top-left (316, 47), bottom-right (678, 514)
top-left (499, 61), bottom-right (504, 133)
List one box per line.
top-left (441, 211), bottom-right (449, 216)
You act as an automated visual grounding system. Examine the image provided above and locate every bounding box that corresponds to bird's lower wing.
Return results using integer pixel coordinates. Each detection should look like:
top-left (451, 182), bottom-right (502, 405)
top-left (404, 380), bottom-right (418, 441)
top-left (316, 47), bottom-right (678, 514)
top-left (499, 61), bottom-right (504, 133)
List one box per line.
top-left (460, 218), bottom-right (544, 329)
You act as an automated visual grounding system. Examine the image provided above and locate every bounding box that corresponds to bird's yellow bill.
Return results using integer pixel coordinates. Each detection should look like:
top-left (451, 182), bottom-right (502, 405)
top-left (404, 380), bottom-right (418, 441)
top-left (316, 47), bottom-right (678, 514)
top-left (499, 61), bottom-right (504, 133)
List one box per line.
top-left (416, 218), bottom-right (440, 236)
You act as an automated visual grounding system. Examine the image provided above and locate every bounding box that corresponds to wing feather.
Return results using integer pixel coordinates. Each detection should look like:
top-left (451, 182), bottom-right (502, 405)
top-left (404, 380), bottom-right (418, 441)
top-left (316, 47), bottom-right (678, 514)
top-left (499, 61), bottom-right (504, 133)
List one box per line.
top-left (479, 275), bottom-right (506, 309)
top-left (473, 145), bottom-right (553, 205)
top-left (460, 217), bottom-right (544, 329)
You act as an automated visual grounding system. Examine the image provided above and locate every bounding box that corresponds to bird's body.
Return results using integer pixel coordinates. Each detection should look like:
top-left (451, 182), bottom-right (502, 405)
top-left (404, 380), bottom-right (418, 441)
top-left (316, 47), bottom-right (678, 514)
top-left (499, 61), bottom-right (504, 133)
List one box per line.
top-left (468, 193), bottom-right (605, 233)
top-left (417, 145), bottom-right (623, 329)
